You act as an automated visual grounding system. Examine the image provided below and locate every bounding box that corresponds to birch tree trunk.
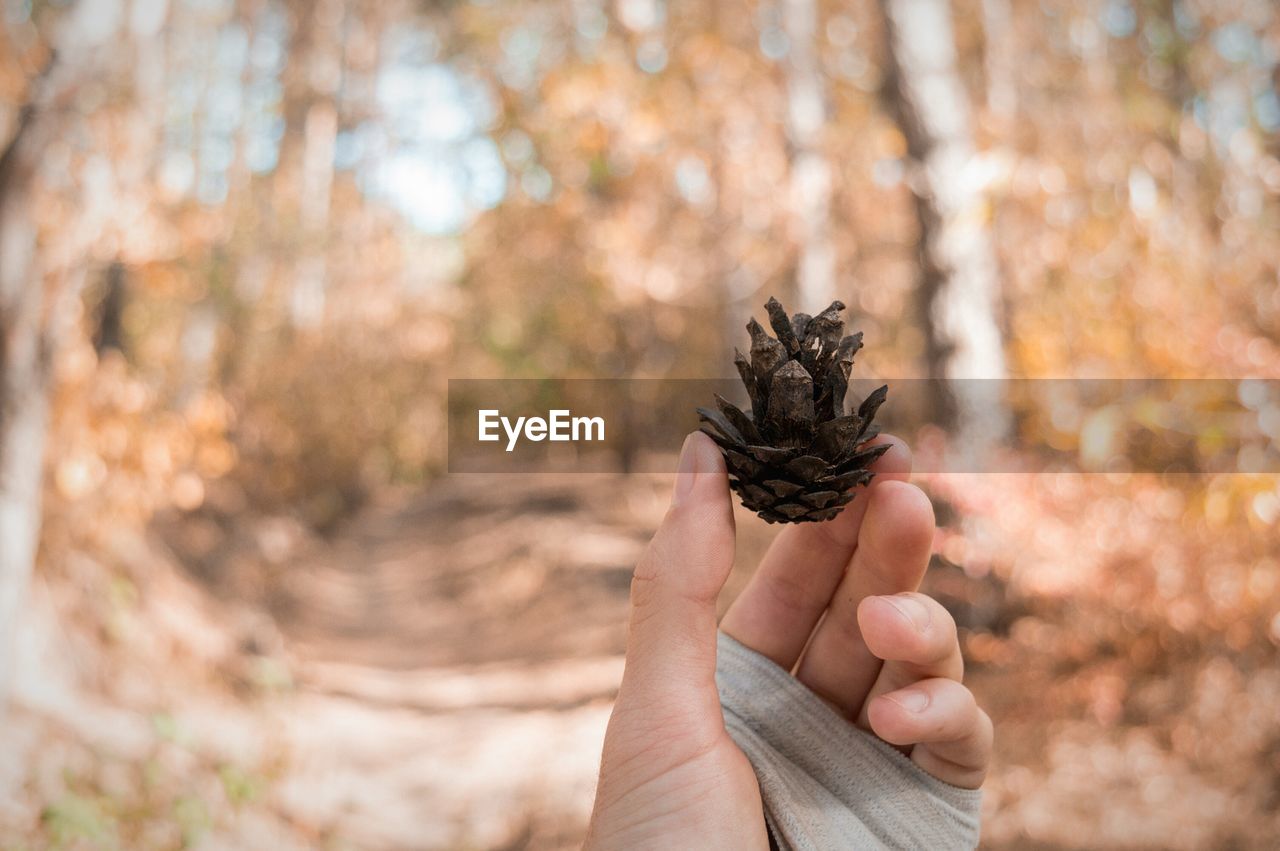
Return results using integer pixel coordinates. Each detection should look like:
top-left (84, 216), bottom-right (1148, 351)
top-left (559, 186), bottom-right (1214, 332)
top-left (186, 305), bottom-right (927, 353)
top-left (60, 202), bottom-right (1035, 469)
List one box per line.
top-left (0, 96), bottom-right (53, 708)
top-left (279, 0), bottom-right (343, 329)
top-left (981, 0), bottom-right (1017, 124)
top-left (0, 3), bottom-right (122, 707)
top-left (782, 0), bottom-right (835, 308)
top-left (879, 0), bottom-right (1010, 461)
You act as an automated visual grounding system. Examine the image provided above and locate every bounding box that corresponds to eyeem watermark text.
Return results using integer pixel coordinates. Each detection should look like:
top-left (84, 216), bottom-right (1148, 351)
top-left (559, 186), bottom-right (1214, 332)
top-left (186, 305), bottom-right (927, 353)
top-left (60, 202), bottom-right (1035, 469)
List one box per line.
top-left (478, 409), bottom-right (606, 451)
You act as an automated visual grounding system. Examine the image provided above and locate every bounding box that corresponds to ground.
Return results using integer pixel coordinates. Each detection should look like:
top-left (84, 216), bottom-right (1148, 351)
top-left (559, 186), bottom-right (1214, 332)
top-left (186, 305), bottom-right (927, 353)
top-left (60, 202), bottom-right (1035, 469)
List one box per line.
top-left (3, 469), bottom-right (1278, 849)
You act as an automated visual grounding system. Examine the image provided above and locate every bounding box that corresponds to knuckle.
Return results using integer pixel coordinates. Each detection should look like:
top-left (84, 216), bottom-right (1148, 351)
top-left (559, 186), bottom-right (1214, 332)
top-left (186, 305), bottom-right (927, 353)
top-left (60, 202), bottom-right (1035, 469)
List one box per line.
top-left (830, 599), bottom-right (870, 648)
top-left (629, 539), bottom-right (724, 612)
top-left (904, 592), bottom-right (956, 637)
top-left (949, 680), bottom-right (979, 713)
top-left (921, 680), bottom-right (976, 732)
top-left (882, 481), bottom-right (936, 532)
top-left (905, 592), bottom-right (963, 673)
top-left (629, 567), bottom-right (661, 612)
top-left (763, 569), bottom-right (828, 619)
top-left (632, 538), bottom-right (662, 583)
top-left (976, 707), bottom-right (995, 750)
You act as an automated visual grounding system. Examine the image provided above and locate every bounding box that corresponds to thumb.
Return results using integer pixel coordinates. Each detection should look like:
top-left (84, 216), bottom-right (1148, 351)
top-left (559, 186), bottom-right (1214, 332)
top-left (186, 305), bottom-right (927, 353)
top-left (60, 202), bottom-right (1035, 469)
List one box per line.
top-left (618, 431), bottom-right (736, 711)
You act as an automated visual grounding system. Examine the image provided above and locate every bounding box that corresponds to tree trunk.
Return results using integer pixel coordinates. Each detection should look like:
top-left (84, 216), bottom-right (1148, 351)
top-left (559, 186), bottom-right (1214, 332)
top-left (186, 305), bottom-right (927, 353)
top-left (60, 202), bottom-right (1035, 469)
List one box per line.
top-left (92, 262), bottom-right (128, 355)
top-left (277, 0), bottom-right (343, 329)
top-left (0, 101), bottom-right (51, 708)
top-left (0, 0), bottom-right (135, 709)
top-left (782, 0), bottom-right (835, 309)
top-left (290, 99), bottom-right (338, 328)
top-left (879, 0), bottom-right (1010, 463)
top-left (981, 0), bottom-right (1017, 124)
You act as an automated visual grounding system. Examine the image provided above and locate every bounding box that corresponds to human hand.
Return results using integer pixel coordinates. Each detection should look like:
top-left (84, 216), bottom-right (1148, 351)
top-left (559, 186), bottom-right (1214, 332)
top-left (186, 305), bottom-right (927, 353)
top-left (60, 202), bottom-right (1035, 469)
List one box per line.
top-left (584, 431), bottom-right (992, 849)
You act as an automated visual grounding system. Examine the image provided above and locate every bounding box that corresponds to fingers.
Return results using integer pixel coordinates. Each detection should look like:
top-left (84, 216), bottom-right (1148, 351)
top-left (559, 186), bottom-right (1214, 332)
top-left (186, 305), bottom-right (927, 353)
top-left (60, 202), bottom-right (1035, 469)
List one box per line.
top-left (859, 596), bottom-right (990, 789)
top-left (853, 592), bottom-right (963, 728)
top-left (618, 432), bottom-right (736, 718)
top-left (719, 435), bottom-right (912, 669)
top-left (865, 677), bottom-right (993, 789)
top-left (793, 481), bottom-right (935, 714)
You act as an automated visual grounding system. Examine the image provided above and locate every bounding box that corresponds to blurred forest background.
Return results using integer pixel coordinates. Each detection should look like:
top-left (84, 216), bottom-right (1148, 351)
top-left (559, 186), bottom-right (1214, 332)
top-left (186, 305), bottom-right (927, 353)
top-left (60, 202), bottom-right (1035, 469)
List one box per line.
top-left (2, 0), bottom-right (1280, 848)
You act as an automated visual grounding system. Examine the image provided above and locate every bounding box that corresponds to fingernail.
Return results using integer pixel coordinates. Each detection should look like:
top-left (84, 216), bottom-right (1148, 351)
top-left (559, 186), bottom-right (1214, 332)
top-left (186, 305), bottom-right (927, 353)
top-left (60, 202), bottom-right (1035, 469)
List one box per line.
top-left (888, 688), bottom-right (930, 714)
top-left (881, 593), bottom-right (931, 634)
top-left (672, 433), bottom-right (700, 505)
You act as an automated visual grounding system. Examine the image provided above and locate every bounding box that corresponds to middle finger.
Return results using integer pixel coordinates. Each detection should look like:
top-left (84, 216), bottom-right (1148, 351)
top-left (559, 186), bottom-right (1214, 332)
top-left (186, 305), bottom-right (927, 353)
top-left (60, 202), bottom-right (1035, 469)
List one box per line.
top-left (793, 481), bottom-right (935, 715)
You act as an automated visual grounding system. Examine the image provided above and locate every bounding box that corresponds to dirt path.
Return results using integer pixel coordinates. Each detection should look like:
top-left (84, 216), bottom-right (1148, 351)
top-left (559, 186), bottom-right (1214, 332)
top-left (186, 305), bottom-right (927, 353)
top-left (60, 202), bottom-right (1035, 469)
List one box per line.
top-left (272, 473), bottom-right (660, 670)
top-left (1, 472), bottom-right (672, 848)
top-left (263, 472), bottom-right (679, 848)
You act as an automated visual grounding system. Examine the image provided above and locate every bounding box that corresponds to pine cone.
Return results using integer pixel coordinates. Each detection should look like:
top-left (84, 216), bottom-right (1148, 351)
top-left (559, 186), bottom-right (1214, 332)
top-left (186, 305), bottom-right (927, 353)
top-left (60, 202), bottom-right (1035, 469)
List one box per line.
top-left (697, 297), bottom-right (890, 524)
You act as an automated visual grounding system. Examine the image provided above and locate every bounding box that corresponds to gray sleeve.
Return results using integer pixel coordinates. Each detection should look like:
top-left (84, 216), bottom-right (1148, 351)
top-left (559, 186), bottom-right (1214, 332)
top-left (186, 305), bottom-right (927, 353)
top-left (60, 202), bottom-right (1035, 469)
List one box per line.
top-left (715, 631), bottom-right (982, 851)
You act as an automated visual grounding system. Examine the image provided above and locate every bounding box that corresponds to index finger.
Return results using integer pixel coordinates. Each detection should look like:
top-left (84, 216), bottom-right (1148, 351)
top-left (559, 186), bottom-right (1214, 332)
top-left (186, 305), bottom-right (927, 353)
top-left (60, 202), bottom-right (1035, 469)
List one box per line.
top-left (719, 435), bottom-right (911, 669)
